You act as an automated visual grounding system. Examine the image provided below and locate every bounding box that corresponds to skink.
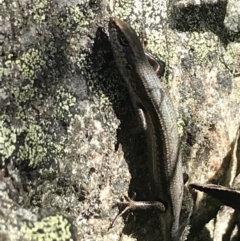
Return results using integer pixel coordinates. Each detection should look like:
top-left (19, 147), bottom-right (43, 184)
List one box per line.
top-left (108, 17), bottom-right (184, 241)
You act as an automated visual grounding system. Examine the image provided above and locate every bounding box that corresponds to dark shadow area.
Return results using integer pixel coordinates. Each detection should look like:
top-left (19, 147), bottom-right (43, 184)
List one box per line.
top-left (170, 0), bottom-right (240, 45)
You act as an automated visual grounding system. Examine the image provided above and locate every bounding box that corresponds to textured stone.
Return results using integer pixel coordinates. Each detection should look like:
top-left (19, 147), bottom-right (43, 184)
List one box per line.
top-left (0, 0), bottom-right (239, 240)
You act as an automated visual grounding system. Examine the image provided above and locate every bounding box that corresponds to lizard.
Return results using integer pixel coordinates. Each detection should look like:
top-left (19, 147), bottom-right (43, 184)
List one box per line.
top-left (108, 17), bottom-right (184, 241)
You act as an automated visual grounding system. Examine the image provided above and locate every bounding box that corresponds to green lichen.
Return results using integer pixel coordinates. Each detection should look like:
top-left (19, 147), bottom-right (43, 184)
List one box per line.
top-left (55, 86), bottom-right (76, 119)
top-left (112, 1), bottom-right (132, 20)
top-left (15, 49), bottom-right (45, 80)
top-left (12, 49), bottom-right (45, 104)
top-left (55, 5), bottom-right (95, 34)
top-left (1, 186), bottom-right (77, 241)
top-left (2, 51), bottom-right (49, 166)
top-left (20, 215), bottom-right (76, 241)
top-left (18, 124), bottom-right (47, 167)
top-left (70, 6), bottom-right (94, 28)
top-left (33, 0), bottom-right (50, 21)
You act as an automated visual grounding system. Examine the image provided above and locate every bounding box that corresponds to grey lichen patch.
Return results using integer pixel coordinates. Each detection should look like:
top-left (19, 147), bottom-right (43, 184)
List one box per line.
top-left (20, 215), bottom-right (76, 241)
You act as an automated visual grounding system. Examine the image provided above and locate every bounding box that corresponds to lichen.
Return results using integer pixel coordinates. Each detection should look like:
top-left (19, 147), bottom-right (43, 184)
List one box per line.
top-left (20, 215), bottom-right (76, 241)
top-left (18, 124), bottom-right (47, 167)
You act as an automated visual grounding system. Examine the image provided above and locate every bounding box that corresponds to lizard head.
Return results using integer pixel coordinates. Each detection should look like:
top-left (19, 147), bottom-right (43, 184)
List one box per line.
top-left (108, 17), bottom-right (147, 72)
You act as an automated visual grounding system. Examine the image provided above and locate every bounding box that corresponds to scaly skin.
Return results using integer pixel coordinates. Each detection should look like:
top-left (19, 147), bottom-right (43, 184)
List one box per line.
top-left (109, 17), bottom-right (183, 241)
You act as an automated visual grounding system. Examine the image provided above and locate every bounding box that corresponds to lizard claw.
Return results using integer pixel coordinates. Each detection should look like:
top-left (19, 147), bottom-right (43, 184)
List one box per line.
top-left (108, 194), bottom-right (166, 230)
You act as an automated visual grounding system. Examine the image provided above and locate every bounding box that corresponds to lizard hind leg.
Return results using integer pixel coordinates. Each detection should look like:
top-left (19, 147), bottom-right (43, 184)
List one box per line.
top-left (108, 194), bottom-right (166, 230)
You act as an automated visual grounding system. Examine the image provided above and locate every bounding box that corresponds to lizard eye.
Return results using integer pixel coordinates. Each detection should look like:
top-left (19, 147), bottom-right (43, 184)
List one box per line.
top-left (119, 35), bottom-right (128, 46)
top-left (126, 64), bottom-right (132, 70)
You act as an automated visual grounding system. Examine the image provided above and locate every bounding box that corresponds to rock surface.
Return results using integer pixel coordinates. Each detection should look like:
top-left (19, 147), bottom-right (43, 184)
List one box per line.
top-left (0, 0), bottom-right (240, 240)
